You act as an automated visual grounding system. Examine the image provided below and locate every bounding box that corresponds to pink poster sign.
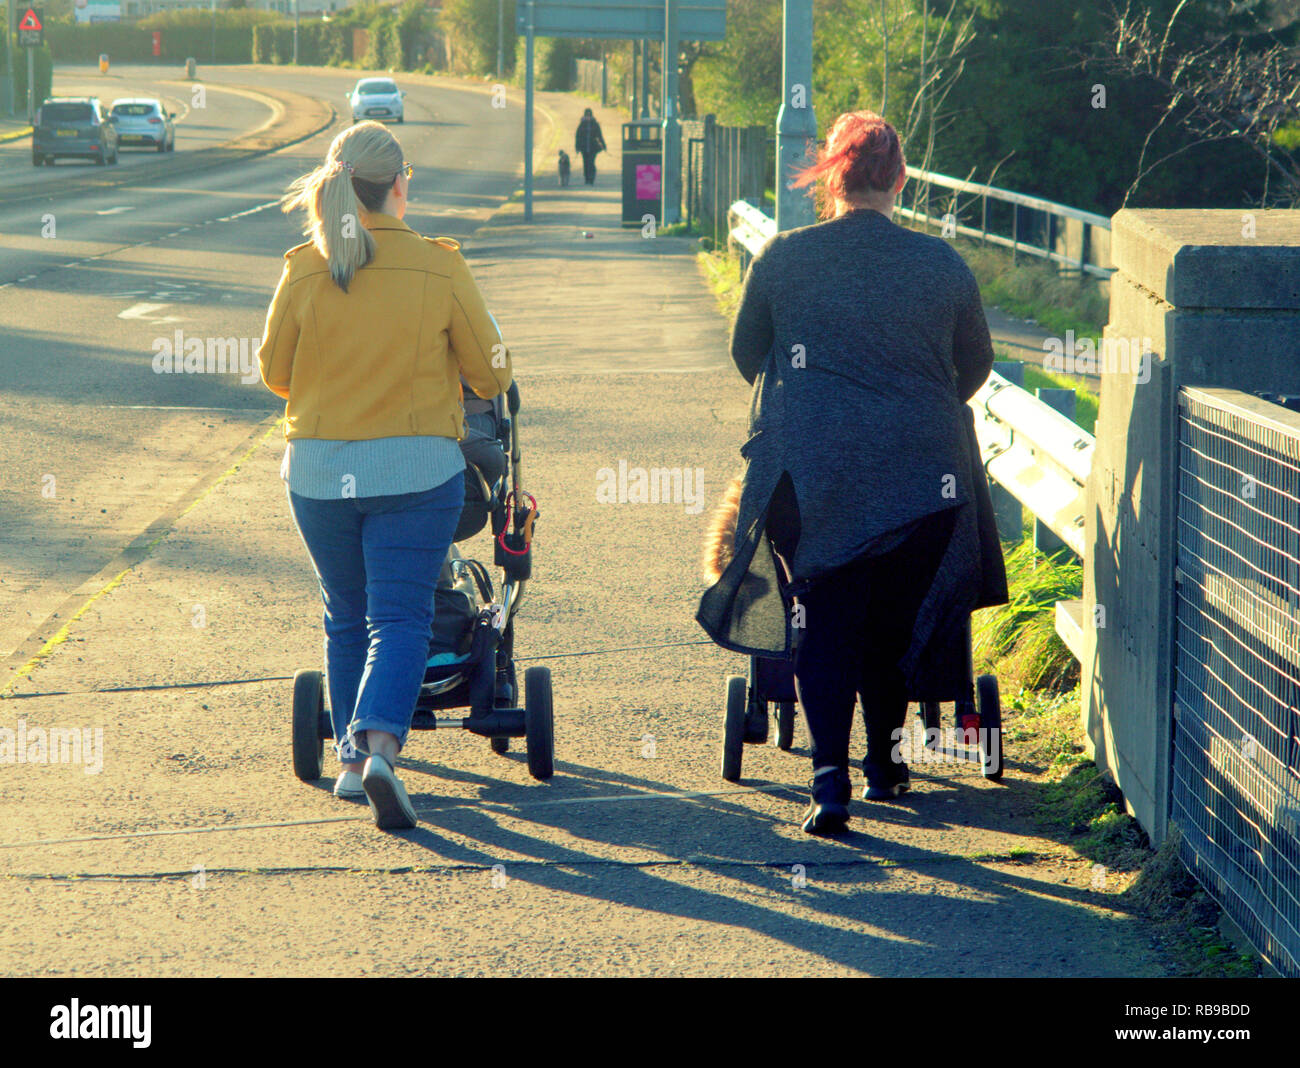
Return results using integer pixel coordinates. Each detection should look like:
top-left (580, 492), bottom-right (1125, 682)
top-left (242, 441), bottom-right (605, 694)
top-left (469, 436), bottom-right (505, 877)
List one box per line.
top-left (636, 163), bottom-right (662, 200)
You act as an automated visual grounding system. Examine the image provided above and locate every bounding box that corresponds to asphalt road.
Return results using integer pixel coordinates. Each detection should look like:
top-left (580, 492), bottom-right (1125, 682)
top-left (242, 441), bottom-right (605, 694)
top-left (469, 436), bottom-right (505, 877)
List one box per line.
top-left (0, 71), bottom-right (270, 186)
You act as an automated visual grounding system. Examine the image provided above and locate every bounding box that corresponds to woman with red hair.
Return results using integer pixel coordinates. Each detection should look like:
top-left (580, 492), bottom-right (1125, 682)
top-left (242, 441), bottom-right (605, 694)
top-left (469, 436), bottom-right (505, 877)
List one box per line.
top-left (698, 110), bottom-right (1007, 835)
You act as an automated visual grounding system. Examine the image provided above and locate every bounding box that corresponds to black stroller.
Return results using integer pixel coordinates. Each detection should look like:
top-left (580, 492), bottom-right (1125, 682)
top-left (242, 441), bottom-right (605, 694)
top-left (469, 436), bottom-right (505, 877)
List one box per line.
top-left (291, 381), bottom-right (555, 784)
top-left (720, 618), bottom-right (1002, 783)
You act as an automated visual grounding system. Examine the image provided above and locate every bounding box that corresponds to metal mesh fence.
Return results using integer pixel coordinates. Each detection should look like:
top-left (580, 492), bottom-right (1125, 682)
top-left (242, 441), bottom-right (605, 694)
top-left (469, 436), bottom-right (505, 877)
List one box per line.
top-left (1173, 387), bottom-right (1300, 977)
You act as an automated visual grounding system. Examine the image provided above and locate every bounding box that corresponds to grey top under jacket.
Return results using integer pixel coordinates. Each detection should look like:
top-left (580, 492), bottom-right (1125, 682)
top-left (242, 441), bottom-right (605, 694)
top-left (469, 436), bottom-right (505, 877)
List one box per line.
top-left (283, 397), bottom-right (502, 500)
top-left (696, 207), bottom-right (1008, 699)
top-left (283, 436), bottom-right (465, 499)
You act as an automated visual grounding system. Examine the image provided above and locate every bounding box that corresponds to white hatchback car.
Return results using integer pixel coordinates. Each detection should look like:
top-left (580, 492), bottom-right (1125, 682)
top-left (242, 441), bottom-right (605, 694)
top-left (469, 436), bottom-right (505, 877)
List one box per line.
top-left (348, 78), bottom-right (404, 124)
top-left (109, 98), bottom-right (176, 152)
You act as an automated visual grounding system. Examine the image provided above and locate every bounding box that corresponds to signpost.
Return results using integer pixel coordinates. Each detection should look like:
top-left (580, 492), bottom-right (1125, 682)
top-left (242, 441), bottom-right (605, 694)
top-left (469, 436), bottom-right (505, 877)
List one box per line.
top-left (515, 0), bottom-right (725, 221)
top-left (18, 7), bottom-right (42, 125)
top-left (4, 0), bottom-right (15, 116)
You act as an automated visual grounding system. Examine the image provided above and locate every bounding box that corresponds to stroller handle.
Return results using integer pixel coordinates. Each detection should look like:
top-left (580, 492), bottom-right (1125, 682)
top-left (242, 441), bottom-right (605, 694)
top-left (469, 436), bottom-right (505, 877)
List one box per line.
top-left (506, 380), bottom-right (521, 415)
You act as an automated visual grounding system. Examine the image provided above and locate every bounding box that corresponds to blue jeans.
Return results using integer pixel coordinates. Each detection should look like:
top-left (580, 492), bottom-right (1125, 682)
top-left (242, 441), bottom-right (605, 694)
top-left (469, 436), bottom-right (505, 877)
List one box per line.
top-left (287, 474), bottom-right (465, 761)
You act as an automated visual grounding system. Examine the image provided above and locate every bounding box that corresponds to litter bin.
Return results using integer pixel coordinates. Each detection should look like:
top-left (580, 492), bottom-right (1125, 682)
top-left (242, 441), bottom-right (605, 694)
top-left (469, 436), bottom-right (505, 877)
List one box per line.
top-left (185, 57), bottom-right (197, 80)
top-left (99, 54), bottom-right (109, 74)
top-left (622, 120), bottom-right (662, 229)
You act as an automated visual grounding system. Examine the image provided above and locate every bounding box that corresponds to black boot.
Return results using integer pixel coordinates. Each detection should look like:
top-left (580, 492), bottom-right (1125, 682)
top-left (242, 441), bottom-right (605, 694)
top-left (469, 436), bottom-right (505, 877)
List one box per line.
top-left (801, 766), bottom-right (852, 835)
top-left (863, 760), bottom-right (910, 801)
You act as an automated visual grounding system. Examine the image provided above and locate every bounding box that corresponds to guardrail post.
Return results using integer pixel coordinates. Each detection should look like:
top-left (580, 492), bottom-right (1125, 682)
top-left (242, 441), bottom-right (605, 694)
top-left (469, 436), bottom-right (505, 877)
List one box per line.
top-left (1082, 209), bottom-right (1300, 848)
top-left (992, 359), bottom-right (1023, 388)
top-left (701, 115), bottom-right (716, 242)
top-left (989, 360), bottom-right (1025, 542)
top-left (1033, 387), bottom-right (1077, 556)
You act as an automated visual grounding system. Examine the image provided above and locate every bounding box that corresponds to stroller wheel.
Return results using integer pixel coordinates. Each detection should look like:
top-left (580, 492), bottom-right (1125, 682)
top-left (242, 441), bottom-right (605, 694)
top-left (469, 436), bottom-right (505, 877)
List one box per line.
top-left (291, 669), bottom-right (326, 782)
top-left (775, 702), bottom-right (796, 751)
top-left (743, 702), bottom-right (769, 745)
top-left (976, 674), bottom-right (1003, 780)
top-left (524, 666), bottom-right (554, 780)
top-left (721, 676), bottom-right (746, 782)
top-left (491, 736), bottom-right (509, 754)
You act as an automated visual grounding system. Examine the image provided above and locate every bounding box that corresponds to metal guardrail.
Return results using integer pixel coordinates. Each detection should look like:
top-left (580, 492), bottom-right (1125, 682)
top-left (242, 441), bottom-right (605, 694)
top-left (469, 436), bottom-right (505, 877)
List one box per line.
top-left (727, 199), bottom-right (775, 272)
top-left (726, 200), bottom-right (1097, 561)
top-left (970, 373), bottom-right (1095, 558)
top-left (897, 165), bottom-right (1114, 280)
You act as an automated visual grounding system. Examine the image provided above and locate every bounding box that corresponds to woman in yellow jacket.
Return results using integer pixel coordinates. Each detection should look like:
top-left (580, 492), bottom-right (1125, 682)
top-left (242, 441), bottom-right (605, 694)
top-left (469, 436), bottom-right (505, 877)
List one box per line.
top-left (258, 121), bottom-right (512, 830)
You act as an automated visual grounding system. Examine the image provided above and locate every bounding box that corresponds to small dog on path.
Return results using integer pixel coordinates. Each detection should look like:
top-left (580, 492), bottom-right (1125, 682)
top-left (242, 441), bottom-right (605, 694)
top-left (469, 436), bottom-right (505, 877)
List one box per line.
top-left (701, 475), bottom-right (744, 583)
top-left (557, 150), bottom-right (571, 187)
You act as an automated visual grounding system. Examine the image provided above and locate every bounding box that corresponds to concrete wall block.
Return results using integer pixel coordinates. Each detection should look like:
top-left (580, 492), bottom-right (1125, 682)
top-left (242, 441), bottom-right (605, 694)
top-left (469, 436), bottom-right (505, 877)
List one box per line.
top-left (1167, 313), bottom-right (1300, 391)
top-left (1113, 208), bottom-right (1300, 308)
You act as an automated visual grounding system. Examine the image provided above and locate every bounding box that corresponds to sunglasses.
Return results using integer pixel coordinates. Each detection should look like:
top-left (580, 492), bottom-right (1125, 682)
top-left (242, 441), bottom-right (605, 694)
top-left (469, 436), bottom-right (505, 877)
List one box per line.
top-left (398, 162), bottom-right (413, 181)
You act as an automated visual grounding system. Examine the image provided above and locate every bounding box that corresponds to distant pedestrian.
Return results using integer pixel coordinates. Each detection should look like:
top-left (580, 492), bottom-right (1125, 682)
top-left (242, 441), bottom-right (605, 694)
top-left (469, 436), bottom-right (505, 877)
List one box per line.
top-left (697, 110), bottom-right (1007, 836)
top-left (575, 108), bottom-right (606, 185)
top-left (258, 121), bottom-right (512, 830)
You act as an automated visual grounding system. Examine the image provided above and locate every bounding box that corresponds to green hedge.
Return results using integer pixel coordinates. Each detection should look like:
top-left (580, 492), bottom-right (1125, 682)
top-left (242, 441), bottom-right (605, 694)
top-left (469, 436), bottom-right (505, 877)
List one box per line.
top-left (513, 36), bottom-right (575, 90)
top-left (249, 0), bottom-right (426, 71)
top-left (44, 16), bottom-right (257, 65)
top-left (252, 22), bottom-right (350, 67)
top-left (0, 38), bottom-right (54, 112)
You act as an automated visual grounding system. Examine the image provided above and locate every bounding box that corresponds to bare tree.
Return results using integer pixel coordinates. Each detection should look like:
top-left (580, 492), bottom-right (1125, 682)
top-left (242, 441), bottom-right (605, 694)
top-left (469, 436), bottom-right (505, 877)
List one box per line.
top-left (900, 0), bottom-right (978, 173)
top-left (1101, 0), bottom-right (1300, 206)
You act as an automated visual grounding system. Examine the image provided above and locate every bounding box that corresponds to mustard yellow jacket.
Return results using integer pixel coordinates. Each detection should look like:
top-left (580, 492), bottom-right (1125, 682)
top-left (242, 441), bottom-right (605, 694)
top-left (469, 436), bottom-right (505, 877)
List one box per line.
top-left (257, 213), bottom-right (512, 440)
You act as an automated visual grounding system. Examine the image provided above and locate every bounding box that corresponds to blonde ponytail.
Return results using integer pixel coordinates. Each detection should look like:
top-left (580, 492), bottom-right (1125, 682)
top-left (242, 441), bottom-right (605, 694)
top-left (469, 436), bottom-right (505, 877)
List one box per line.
top-left (281, 121), bottom-right (404, 291)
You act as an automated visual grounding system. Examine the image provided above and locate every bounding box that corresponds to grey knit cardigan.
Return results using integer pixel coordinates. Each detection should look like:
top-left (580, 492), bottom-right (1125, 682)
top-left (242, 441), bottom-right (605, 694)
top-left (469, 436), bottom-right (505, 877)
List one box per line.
top-left (696, 208), bottom-right (1009, 700)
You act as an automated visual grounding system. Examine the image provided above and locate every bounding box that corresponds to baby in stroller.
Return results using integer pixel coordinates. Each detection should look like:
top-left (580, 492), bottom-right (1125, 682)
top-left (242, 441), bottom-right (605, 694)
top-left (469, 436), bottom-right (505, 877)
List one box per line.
top-left (410, 375), bottom-right (553, 778)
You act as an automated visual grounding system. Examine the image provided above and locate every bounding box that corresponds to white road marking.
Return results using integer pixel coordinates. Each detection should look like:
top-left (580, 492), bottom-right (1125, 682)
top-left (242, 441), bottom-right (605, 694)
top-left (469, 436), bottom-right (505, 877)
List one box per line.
top-left (118, 302), bottom-right (186, 323)
top-left (95, 206), bottom-right (136, 215)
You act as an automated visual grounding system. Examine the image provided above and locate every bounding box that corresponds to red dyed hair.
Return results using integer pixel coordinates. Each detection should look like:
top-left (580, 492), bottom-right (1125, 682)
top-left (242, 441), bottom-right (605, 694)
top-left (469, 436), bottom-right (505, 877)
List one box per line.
top-left (792, 111), bottom-right (905, 217)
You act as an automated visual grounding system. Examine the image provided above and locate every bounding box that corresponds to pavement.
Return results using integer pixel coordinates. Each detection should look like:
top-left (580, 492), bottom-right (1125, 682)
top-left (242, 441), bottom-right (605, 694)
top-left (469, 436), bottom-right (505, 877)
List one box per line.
top-left (0, 71), bottom-right (1174, 977)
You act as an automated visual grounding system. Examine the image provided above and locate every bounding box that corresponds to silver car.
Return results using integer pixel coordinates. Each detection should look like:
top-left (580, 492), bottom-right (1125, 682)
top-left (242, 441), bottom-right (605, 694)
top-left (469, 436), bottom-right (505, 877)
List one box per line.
top-left (348, 78), bottom-right (404, 124)
top-left (109, 98), bottom-right (176, 152)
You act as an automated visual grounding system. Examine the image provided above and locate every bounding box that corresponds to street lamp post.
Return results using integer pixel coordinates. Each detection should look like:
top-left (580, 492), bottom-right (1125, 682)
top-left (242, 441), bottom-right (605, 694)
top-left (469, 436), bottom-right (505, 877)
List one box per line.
top-left (660, 0), bottom-right (681, 225)
top-left (496, 0), bottom-right (503, 78)
top-left (293, 0), bottom-right (299, 65)
top-left (775, 0), bottom-right (816, 231)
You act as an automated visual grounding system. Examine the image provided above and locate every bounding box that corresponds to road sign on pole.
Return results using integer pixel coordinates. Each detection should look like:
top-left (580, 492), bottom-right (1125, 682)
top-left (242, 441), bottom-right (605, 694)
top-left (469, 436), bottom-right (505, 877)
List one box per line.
top-left (18, 6), bottom-right (44, 47)
top-left (19, 8), bottom-right (43, 125)
top-left (515, 0), bottom-right (724, 42)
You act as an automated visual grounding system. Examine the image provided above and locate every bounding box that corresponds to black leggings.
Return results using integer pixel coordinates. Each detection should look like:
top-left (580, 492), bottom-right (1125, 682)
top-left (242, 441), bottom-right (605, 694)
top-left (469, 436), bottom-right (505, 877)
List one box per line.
top-left (768, 477), bottom-right (955, 778)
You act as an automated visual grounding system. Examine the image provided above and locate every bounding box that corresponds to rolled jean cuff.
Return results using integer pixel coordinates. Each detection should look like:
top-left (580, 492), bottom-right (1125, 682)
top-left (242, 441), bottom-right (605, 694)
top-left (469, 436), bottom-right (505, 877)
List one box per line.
top-left (347, 715), bottom-right (414, 754)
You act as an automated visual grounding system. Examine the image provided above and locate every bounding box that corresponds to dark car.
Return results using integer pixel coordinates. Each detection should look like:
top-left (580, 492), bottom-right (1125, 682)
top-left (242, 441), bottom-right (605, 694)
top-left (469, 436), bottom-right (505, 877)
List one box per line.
top-left (32, 98), bottom-right (119, 167)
